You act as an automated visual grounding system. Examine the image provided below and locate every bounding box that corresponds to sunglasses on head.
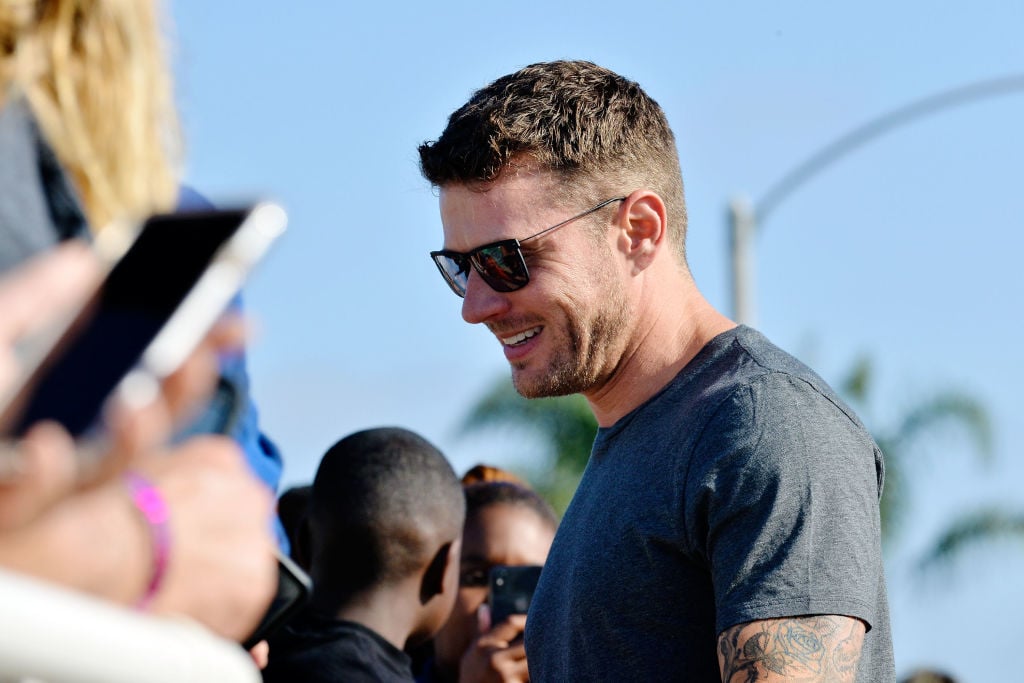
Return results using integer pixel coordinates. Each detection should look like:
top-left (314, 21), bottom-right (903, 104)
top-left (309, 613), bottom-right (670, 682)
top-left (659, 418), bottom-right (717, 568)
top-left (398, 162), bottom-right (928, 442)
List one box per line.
top-left (430, 196), bottom-right (626, 298)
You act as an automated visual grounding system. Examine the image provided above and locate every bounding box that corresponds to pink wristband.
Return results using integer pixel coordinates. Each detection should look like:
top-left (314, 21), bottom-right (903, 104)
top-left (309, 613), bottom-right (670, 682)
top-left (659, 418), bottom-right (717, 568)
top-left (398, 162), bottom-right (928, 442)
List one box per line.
top-left (124, 471), bottom-right (171, 610)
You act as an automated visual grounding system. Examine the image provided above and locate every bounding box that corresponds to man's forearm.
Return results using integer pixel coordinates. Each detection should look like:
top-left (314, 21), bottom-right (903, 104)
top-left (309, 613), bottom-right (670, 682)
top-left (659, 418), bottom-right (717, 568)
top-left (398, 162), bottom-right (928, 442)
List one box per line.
top-left (718, 614), bottom-right (865, 682)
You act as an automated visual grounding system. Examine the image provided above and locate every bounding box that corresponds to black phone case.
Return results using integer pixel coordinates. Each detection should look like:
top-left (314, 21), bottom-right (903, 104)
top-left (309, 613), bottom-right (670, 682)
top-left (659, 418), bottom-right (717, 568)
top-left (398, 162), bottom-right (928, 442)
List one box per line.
top-left (488, 565), bottom-right (543, 626)
top-left (242, 550), bottom-right (312, 650)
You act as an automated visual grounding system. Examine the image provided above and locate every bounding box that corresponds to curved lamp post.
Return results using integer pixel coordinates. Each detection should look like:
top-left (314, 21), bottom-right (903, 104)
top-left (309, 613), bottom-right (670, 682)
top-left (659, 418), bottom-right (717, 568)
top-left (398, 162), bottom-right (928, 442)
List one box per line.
top-left (729, 74), bottom-right (1024, 325)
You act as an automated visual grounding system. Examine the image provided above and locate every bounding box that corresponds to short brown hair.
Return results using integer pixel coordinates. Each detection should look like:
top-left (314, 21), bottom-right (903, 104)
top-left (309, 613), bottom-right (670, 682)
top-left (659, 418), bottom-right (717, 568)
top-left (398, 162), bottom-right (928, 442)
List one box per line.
top-left (419, 60), bottom-right (688, 260)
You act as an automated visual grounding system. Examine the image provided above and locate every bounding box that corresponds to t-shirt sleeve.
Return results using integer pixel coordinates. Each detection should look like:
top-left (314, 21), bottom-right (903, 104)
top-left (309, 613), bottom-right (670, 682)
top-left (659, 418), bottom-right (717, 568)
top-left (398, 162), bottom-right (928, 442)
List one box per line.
top-left (684, 372), bottom-right (886, 635)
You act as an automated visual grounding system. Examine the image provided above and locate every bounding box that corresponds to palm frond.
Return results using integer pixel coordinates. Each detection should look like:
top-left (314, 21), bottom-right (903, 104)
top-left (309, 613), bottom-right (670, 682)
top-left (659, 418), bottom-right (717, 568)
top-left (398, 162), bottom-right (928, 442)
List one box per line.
top-left (918, 507), bottom-right (1024, 572)
top-left (839, 354), bottom-right (873, 407)
top-left (889, 392), bottom-right (993, 465)
top-left (837, 357), bottom-right (995, 564)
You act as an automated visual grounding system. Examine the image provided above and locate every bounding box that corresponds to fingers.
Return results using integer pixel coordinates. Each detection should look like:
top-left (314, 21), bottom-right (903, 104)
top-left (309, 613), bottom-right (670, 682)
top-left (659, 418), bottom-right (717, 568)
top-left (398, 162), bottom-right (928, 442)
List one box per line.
top-left (483, 613), bottom-right (528, 644)
top-left (460, 613), bottom-right (531, 683)
top-left (0, 422), bottom-right (77, 529)
top-left (143, 437), bottom-right (277, 640)
top-left (97, 315), bottom-right (250, 476)
top-left (0, 243), bottom-right (101, 345)
top-left (158, 315), bottom-right (247, 427)
top-left (460, 640), bottom-right (530, 683)
top-left (249, 640), bottom-right (269, 670)
top-left (0, 243), bottom-right (101, 399)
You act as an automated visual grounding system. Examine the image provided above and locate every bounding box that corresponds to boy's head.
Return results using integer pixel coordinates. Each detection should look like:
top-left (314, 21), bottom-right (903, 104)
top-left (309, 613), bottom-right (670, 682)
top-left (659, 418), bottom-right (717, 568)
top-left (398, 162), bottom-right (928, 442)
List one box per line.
top-left (307, 427), bottom-right (465, 643)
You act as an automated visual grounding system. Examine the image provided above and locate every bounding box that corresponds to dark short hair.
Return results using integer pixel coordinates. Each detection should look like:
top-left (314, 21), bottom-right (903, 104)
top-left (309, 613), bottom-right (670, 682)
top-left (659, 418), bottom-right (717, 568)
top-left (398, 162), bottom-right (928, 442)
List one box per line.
top-left (418, 60), bottom-right (688, 260)
top-left (463, 480), bottom-right (558, 531)
top-left (308, 427), bottom-right (465, 604)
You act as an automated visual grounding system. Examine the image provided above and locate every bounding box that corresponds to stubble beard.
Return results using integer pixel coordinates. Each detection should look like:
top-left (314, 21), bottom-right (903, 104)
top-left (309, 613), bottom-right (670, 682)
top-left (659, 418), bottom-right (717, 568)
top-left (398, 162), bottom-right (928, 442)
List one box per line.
top-left (510, 280), bottom-right (629, 399)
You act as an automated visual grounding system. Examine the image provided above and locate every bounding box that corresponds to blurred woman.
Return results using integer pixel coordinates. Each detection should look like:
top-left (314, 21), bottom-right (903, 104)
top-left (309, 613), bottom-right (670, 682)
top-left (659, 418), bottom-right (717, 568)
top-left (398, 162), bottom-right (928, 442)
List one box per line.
top-left (0, 0), bottom-right (278, 640)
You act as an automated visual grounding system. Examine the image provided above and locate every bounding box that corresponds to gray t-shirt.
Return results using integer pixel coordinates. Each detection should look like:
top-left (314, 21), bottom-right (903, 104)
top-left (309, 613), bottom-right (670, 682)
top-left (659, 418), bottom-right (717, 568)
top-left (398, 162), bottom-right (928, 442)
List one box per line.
top-left (525, 325), bottom-right (894, 682)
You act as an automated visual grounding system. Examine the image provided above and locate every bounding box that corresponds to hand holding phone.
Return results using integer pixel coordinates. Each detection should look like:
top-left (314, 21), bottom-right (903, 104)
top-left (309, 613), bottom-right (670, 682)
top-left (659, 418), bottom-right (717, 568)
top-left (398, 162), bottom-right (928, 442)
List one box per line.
top-left (0, 245), bottom-right (101, 522)
top-left (459, 571), bottom-right (537, 683)
top-left (0, 203), bottom-right (286, 442)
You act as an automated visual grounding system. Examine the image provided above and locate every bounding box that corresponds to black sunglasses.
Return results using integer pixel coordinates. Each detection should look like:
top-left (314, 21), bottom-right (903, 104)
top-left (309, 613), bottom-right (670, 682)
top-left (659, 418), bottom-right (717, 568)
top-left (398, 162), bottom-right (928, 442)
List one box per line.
top-left (430, 196), bottom-right (626, 298)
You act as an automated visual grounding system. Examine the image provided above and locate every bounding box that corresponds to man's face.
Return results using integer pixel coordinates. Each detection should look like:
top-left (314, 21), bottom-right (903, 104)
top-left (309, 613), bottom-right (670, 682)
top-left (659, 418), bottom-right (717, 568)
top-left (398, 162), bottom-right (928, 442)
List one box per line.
top-left (438, 173), bottom-right (630, 398)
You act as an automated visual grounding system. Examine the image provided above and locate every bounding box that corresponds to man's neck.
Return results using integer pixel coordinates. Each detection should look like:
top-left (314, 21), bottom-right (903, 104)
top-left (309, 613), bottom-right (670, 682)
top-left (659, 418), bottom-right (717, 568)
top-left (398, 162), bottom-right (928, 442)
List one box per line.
top-left (584, 274), bottom-right (735, 427)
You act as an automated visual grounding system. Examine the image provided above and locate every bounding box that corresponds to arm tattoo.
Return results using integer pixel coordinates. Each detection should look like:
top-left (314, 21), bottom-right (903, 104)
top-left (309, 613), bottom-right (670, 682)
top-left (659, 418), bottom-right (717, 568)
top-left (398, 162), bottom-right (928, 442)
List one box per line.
top-left (717, 615), bottom-right (865, 682)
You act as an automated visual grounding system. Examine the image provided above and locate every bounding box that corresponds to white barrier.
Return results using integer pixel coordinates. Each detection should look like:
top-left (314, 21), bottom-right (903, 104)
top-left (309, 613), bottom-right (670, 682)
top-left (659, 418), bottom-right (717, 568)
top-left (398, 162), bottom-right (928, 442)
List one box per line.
top-left (0, 568), bottom-right (260, 683)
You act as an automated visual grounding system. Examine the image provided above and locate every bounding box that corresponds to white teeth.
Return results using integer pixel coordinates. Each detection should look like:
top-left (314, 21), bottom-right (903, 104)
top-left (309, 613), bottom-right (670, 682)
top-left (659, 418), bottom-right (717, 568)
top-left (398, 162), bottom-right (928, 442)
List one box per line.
top-left (502, 327), bottom-right (540, 346)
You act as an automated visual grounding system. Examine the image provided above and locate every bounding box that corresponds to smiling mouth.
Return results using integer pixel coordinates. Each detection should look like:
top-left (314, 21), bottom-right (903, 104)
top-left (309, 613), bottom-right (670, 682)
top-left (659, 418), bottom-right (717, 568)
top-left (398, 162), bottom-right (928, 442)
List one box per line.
top-left (501, 326), bottom-right (542, 346)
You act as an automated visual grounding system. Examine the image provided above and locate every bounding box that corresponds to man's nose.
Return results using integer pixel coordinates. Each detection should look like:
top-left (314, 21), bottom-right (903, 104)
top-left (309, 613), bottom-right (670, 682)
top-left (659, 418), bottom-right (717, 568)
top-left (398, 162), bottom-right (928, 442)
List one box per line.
top-left (461, 269), bottom-right (510, 324)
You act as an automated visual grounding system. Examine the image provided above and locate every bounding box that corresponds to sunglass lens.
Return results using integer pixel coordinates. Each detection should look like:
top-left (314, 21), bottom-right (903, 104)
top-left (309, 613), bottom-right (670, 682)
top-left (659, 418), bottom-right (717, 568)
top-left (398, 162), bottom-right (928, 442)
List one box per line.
top-left (472, 243), bottom-right (528, 292)
top-left (433, 253), bottom-right (470, 297)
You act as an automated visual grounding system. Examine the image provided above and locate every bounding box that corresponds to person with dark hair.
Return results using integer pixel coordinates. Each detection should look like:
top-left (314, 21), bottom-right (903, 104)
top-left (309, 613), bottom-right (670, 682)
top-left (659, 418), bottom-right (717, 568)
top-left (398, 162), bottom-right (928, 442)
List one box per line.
top-left (459, 463), bottom-right (527, 487)
top-left (262, 427), bottom-right (465, 683)
top-left (417, 469), bottom-right (558, 683)
top-left (419, 60), bottom-right (894, 682)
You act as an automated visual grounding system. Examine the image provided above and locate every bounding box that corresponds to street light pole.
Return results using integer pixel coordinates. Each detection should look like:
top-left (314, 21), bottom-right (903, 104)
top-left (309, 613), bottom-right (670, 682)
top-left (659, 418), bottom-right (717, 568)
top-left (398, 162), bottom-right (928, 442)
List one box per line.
top-left (729, 196), bottom-right (756, 326)
top-left (727, 73), bottom-right (1024, 324)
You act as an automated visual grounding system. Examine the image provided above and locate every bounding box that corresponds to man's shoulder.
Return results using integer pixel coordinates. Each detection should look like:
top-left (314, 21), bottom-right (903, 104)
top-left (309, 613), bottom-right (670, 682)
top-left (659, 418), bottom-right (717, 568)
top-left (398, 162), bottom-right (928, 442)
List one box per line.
top-left (647, 326), bottom-right (876, 471)
top-left (697, 326), bottom-right (862, 427)
top-left (718, 325), bottom-right (815, 383)
top-left (682, 329), bottom-right (882, 497)
top-left (637, 325), bottom-right (825, 424)
top-left (602, 327), bottom-right (809, 443)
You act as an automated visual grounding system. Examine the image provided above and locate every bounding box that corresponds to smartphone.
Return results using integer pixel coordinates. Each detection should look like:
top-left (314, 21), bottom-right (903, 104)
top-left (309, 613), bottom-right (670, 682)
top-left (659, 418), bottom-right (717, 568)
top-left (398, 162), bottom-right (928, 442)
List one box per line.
top-left (488, 564), bottom-right (543, 626)
top-left (0, 203), bottom-right (287, 439)
top-left (242, 550), bottom-right (313, 650)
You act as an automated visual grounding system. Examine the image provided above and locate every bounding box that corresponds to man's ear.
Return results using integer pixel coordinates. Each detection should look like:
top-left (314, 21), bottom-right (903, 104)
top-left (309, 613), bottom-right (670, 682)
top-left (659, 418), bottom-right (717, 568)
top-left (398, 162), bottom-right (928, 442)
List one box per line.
top-left (419, 541), bottom-right (455, 605)
top-left (618, 191), bottom-right (667, 273)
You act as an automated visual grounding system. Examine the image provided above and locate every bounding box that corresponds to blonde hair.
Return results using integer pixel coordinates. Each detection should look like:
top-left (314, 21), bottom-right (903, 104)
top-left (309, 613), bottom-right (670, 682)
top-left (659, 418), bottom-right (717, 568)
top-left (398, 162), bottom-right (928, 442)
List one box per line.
top-left (1, 0), bottom-right (181, 230)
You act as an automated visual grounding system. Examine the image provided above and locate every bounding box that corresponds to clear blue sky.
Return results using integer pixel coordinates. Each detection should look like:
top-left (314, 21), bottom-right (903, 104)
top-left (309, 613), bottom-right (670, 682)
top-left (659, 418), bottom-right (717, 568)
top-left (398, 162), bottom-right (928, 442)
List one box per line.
top-left (171, 1), bottom-right (1023, 679)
